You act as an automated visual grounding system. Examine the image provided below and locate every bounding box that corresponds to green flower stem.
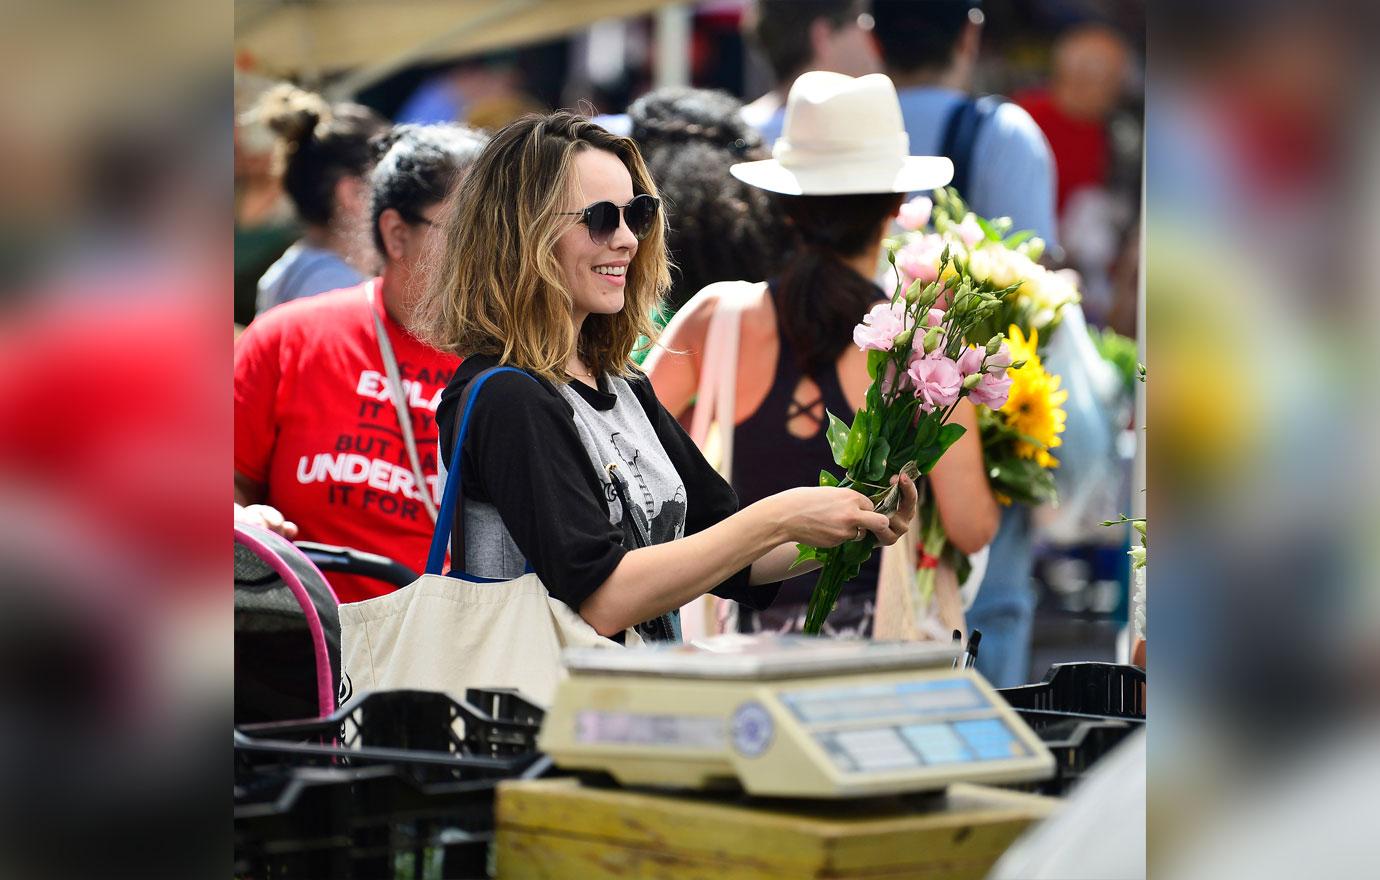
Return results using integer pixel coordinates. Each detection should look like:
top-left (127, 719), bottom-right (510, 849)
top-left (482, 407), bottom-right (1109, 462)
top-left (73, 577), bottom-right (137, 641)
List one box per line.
top-left (803, 533), bottom-right (877, 635)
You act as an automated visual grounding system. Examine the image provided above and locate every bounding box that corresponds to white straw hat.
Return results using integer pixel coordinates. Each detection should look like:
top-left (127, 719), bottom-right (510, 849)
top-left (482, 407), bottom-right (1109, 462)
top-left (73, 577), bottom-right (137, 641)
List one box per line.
top-left (731, 71), bottom-right (954, 196)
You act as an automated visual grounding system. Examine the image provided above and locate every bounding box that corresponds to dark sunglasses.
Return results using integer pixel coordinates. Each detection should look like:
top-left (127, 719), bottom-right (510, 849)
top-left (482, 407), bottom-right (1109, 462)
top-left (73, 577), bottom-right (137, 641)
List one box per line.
top-left (557, 194), bottom-right (659, 246)
top-left (401, 211), bottom-right (435, 228)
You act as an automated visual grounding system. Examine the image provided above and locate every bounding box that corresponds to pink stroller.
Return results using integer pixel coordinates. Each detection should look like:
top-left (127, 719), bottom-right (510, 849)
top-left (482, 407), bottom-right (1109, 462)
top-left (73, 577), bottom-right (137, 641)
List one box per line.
top-left (233, 523), bottom-right (341, 723)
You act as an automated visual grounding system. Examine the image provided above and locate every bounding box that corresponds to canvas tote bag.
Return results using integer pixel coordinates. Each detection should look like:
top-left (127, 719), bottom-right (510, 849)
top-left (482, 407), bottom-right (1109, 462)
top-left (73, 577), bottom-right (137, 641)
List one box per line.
top-left (873, 524), bottom-right (988, 640)
top-left (338, 366), bottom-right (641, 709)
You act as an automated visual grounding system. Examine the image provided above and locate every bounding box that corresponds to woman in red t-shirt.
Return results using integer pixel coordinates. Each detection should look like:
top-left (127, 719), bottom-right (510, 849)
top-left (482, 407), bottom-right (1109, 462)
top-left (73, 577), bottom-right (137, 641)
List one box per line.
top-left (234, 125), bottom-right (489, 602)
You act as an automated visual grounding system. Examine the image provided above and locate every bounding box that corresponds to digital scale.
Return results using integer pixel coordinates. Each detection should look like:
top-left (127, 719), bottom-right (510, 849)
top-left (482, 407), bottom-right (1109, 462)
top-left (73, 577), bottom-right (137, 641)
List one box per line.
top-left (537, 634), bottom-right (1054, 799)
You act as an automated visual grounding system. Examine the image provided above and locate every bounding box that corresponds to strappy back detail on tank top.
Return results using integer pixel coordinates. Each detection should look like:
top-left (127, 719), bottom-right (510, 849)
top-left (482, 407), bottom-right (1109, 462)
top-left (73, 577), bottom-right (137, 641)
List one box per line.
top-left (735, 284), bottom-right (853, 446)
top-left (730, 283), bottom-right (883, 609)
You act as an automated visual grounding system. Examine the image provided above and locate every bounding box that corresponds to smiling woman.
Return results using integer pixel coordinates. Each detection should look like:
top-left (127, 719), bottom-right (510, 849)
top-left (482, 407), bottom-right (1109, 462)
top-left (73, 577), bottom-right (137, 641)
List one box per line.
top-left (413, 112), bottom-right (668, 385)
top-left (406, 111), bottom-right (918, 653)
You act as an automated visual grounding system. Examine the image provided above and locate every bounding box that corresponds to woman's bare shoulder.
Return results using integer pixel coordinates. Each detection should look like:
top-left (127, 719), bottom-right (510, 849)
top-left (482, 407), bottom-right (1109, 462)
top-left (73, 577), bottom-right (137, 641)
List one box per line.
top-left (662, 280), bottom-right (767, 343)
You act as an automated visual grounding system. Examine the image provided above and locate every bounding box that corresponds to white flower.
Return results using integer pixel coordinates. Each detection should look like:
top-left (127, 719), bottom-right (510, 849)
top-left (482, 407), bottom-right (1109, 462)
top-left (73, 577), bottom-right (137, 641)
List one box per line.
top-left (1017, 264), bottom-right (1080, 327)
top-left (955, 213), bottom-right (985, 248)
top-left (1128, 545), bottom-right (1147, 569)
top-left (1019, 236), bottom-right (1046, 261)
top-left (966, 247), bottom-right (993, 284)
top-left (1132, 566), bottom-right (1147, 639)
top-left (987, 246), bottom-right (1024, 289)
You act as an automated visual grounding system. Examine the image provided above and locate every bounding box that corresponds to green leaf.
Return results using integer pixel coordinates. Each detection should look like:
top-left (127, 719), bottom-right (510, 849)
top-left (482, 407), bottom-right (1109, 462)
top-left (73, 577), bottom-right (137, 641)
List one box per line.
top-left (825, 410), bottom-right (851, 465)
top-left (1003, 229), bottom-right (1035, 249)
top-left (865, 383), bottom-right (882, 414)
top-left (913, 416), bottom-right (939, 448)
top-left (915, 422), bottom-right (968, 475)
top-left (986, 458), bottom-right (1059, 505)
top-left (975, 215), bottom-right (1001, 242)
top-left (866, 348), bottom-right (887, 381)
top-left (936, 420), bottom-right (967, 449)
top-left (818, 469), bottom-right (840, 488)
top-left (863, 436), bottom-right (890, 482)
top-left (840, 409), bottom-right (871, 469)
top-left (791, 543), bottom-right (820, 571)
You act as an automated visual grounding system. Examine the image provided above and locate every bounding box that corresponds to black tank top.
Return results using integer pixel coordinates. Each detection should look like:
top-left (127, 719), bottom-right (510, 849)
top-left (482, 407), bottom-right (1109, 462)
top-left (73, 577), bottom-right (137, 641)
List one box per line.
top-left (731, 284), bottom-right (883, 608)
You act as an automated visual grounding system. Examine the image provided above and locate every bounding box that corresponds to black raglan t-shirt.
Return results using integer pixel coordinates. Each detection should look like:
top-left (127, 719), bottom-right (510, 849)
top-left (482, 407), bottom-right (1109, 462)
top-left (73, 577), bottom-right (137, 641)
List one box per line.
top-left (435, 354), bottom-right (781, 617)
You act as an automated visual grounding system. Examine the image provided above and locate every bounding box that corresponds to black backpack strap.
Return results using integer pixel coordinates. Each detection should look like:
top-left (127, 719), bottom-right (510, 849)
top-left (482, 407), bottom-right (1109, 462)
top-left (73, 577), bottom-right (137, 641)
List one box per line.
top-left (939, 94), bottom-right (1007, 199)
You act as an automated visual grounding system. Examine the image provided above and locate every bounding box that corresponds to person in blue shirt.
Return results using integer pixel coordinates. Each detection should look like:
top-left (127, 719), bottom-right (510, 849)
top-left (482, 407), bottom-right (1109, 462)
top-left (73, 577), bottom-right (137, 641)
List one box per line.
top-left (872, 1), bottom-right (1080, 687)
top-left (872, 0), bottom-right (1058, 249)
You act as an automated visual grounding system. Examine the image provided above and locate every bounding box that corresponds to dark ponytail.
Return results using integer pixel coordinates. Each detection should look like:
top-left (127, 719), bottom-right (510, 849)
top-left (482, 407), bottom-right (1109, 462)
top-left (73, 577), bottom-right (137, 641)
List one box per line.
top-left (774, 192), bottom-right (904, 377)
top-left (254, 84), bottom-right (388, 226)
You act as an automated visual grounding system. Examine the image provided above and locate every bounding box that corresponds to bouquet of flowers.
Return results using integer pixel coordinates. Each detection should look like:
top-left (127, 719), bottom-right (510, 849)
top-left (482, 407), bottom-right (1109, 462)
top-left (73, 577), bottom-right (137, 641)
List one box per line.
top-left (796, 189), bottom-right (1077, 634)
top-left (898, 188), bottom-right (1079, 338)
top-left (796, 245), bottom-right (1021, 634)
top-left (894, 189), bottom-right (1077, 509)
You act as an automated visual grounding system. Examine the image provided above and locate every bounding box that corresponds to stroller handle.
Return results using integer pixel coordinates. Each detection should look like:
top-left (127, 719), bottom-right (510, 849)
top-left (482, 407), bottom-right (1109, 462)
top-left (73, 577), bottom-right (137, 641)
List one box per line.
top-left (293, 542), bottom-right (418, 589)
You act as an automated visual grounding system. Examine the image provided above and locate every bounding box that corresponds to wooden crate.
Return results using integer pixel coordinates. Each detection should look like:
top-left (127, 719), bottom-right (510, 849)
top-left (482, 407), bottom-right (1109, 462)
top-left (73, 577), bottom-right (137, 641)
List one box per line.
top-left (495, 778), bottom-right (1057, 879)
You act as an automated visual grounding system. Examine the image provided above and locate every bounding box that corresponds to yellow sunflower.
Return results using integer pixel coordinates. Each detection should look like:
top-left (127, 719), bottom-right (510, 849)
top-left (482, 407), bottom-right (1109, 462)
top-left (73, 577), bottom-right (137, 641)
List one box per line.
top-left (1003, 325), bottom-right (1068, 468)
top-left (1005, 324), bottom-right (1042, 370)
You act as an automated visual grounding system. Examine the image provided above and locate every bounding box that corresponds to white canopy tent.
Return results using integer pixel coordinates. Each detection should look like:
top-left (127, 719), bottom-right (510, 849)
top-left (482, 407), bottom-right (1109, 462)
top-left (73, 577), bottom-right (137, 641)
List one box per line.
top-left (235, 0), bottom-right (690, 99)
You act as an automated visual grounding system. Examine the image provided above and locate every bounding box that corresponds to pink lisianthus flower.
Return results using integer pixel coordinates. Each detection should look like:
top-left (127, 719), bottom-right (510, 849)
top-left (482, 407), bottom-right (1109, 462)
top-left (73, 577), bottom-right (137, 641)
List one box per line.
top-left (955, 213), bottom-right (985, 249)
top-left (897, 234), bottom-right (945, 285)
top-left (880, 360), bottom-right (909, 395)
top-left (853, 301), bottom-right (908, 352)
top-left (897, 195), bottom-right (933, 231)
top-left (985, 342), bottom-right (1013, 378)
top-left (925, 307), bottom-right (946, 327)
top-left (907, 354), bottom-right (963, 413)
top-left (969, 371), bottom-right (1013, 409)
top-left (956, 346), bottom-right (985, 378)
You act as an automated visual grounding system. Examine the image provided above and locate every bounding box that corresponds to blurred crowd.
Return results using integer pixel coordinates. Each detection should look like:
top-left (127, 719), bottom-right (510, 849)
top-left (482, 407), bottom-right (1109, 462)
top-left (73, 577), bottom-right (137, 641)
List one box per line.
top-left (235, 0), bottom-right (1145, 688)
top-left (0, 0), bottom-right (1373, 874)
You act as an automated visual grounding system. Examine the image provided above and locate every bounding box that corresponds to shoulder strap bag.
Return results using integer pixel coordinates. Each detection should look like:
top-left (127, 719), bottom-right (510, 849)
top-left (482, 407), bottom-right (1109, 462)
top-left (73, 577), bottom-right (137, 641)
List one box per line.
top-left (338, 366), bottom-right (642, 709)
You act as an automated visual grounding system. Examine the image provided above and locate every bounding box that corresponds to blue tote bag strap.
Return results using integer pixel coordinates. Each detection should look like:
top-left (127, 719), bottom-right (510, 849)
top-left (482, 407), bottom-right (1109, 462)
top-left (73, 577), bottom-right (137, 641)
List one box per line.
top-left (425, 366), bottom-right (537, 576)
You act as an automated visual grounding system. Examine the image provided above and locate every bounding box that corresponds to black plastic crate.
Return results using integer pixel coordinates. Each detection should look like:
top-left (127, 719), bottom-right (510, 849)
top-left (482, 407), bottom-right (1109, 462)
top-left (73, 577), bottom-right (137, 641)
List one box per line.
top-left (999, 661), bottom-right (1145, 719)
top-left (998, 663), bottom-right (1145, 796)
top-left (234, 688), bottom-right (551, 879)
top-left (1017, 710), bottom-right (1140, 792)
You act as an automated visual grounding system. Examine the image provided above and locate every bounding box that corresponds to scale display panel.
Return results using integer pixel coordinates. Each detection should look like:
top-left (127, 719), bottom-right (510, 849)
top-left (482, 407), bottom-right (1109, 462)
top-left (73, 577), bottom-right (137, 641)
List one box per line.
top-left (783, 677), bottom-right (1030, 774)
top-left (540, 636), bottom-right (1053, 798)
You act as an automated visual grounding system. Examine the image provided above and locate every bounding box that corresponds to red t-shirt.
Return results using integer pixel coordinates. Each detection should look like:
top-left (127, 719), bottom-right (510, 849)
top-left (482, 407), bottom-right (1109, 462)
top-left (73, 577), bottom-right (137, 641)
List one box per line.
top-left (235, 280), bottom-right (459, 602)
top-left (1015, 89), bottom-right (1110, 215)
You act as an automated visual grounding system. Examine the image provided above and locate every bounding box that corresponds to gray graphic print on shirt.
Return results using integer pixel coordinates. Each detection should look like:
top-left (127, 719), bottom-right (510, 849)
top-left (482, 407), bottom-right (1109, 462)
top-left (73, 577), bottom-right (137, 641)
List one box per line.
top-left (454, 374), bottom-right (688, 642)
top-left (560, 378), bottom-right (687, 550)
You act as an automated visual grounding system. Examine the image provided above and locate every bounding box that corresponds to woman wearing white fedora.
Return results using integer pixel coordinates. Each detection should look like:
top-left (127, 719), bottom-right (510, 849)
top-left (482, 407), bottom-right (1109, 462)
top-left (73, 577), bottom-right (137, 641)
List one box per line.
top-left (647, 71), bottom-right (999, 638)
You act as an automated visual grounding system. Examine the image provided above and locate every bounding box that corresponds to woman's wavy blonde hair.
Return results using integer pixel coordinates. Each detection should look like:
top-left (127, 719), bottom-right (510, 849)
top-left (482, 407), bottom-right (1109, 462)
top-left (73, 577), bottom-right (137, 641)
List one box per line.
top-left (412, 111), bottom-right (670, 382)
